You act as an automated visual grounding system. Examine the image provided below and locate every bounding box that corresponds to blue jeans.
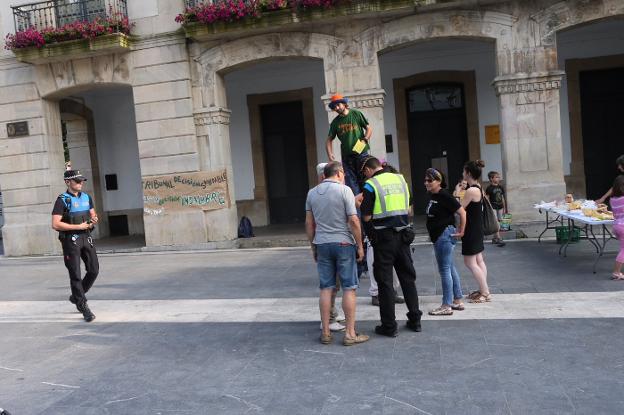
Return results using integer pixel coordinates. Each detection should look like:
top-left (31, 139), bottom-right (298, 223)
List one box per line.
top-left (343, 152), bottom-right (369, 195)
top-left (316, 243), bottom-right (359, 290)
top-left (433, 226), bottom-right (463, 305)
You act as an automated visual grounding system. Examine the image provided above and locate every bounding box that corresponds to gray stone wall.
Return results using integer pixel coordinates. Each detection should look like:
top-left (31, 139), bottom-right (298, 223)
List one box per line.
top-left (1, 0), bottom-right (623, 254)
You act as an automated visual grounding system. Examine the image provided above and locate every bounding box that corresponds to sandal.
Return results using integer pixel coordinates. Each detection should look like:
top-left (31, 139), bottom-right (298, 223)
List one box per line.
top-left (467, 291), bottom-right (481, 300)
top-left (611, 272), bottom-right (624, 280)
top-left (469, 293), bottom-right (492, 303)
top-left (428, 306), bottom-right (453, 316)
top-left (450, 302), bottom-right (465, 311)
top-left (343, 333), bottom-right (370, 346)
top-left (320, 333), bottom-right (333, 345)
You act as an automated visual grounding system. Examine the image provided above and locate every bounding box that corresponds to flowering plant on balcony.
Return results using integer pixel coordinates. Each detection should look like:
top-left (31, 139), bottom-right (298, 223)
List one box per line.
top-left (175, 1), bottom-right (259, 25)
top-left (175, 0), bottom-right (347, 25)
top-left (4, 12), bottom-right (132, 50)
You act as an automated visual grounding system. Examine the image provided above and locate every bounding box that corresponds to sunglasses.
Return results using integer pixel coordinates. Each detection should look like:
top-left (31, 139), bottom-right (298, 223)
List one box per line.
top-left (424, 179), bottom-right (433, 183)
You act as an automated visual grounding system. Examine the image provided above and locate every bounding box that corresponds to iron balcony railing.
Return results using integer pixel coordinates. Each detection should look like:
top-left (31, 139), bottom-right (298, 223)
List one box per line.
top-left (12, 0), bottom-right (128, 32)
top-left (184, 0), bottom-right (207, 7)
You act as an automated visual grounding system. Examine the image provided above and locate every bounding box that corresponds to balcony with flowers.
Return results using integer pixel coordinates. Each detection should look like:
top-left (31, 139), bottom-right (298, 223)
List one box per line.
top-left (5, 0), bottom-right (133, 64)
top-left (177, 0), bottom-right (417, 41)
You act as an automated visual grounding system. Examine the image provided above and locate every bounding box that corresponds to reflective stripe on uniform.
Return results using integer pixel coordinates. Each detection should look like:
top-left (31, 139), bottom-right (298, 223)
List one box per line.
top-left (367, 173), bottom-right (410, 219)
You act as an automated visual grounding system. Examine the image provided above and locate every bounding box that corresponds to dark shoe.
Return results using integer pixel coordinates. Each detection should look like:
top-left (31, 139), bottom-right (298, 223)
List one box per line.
top-left (394, 295), bottom-right (405, 304)
top-left (371, 296), bottom-right (379, 306)
top-left (79, 302), bottom-right (95, 322)
top-left (492, 238), bottom-right (506, 247)
top-left (69, 295), bottom-right (83, 312)
top-left (374, 325), bottom-right (398, 337)
top-left (406, 319), bottom-right (422, 332)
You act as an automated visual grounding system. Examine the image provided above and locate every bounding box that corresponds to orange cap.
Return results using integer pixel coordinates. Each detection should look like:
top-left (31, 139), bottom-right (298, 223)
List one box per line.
top-left (328, 94), bottom-right (348, 109)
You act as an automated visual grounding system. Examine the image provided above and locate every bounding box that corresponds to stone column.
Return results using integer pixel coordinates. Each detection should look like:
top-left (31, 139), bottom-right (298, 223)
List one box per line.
top-left (194, 107), bottom-right (238, 241)
top-left (0, 96), bottom-right (65, 256)
top-left (493, 72), bottom-right (567, 222)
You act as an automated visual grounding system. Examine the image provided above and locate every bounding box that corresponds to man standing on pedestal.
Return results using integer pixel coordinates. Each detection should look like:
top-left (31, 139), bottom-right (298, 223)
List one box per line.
top-left (325, 94), bottom-right (372, 195)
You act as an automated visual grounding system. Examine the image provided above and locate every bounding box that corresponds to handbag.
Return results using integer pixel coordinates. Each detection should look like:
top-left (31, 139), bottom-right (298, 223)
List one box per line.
top-left (481, 189), bottom-right (500, 236)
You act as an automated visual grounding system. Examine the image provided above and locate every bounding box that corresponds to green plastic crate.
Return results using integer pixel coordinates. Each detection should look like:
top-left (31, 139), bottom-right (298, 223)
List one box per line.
top-left (555, 226), bottom-right (580, 244)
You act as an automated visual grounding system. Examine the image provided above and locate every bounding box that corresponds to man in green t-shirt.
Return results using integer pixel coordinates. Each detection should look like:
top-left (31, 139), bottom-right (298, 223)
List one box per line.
top-left (326, 94), bottom-right (372, 195)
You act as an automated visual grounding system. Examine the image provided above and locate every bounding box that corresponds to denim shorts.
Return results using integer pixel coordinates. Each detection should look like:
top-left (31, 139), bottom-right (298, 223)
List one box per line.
top-left (316, 243), bottom-right (359, 290)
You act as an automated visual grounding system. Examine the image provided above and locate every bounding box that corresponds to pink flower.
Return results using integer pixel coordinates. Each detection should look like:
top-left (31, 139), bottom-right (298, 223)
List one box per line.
top-left (174, 0), bottom-right (347, 25)
top-left (5, 12), bottom-right (134, 50)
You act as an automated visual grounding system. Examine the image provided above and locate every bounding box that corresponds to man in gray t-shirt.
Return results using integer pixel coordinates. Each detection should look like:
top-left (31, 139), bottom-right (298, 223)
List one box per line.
top-left (305, 161), bottom-right (368, 346)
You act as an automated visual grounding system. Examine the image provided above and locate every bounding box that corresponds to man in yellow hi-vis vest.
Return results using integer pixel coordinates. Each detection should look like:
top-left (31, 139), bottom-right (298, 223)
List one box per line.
top-left (360, 157), bottom-right (422, 337)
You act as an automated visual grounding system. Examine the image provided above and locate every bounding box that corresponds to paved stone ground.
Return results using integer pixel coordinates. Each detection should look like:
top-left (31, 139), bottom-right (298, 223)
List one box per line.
top-left (1, 239), bottom-right (624, 414)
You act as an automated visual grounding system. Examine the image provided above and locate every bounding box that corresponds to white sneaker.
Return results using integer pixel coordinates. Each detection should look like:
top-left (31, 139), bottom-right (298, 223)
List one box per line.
top-left (320, 322), bottom-right (346, 332)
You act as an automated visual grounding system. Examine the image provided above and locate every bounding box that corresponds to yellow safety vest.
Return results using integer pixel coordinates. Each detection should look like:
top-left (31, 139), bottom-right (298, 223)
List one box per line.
top-left (366, 172), bottom-right (410, 220)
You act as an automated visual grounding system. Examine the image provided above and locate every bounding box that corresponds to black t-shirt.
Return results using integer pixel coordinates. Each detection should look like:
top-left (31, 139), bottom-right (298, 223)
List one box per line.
top-left (51, 193), bottom-right (94, 216)
top-left (485, 184), bottom-right (505, 210)
top-left (425, 189), bottom-right (460, 243)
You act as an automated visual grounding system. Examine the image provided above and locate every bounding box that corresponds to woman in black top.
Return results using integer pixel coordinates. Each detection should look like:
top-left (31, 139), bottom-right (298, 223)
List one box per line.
top-left (424, 168), bottom-right (466, 315)
top-left (460, 160), bottom-right (491, 303)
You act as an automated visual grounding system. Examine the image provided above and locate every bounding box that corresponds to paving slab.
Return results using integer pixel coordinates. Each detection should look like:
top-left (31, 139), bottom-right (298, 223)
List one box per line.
top-left (1, 240), bottom-right (624, 414)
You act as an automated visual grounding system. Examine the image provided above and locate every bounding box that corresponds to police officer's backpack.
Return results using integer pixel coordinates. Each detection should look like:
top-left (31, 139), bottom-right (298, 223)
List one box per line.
top-left (237, 216), bottom-right (254, 238)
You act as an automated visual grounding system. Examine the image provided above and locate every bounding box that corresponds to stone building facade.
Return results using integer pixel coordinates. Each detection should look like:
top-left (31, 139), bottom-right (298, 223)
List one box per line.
top-left (0, 0), bottom-right (623, 256)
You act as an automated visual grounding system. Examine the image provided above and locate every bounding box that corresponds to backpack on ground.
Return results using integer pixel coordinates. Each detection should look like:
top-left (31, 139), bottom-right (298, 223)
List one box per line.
top-left (237, 216), bottom-right (254, 238)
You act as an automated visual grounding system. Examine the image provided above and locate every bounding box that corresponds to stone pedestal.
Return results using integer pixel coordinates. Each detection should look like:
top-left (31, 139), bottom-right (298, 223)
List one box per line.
top-left (194, 107), bottom-right (238, 241)
top-left (493, 72), bottom-right (567, 222)
top-left (322, 89), bottom-right (387, 162)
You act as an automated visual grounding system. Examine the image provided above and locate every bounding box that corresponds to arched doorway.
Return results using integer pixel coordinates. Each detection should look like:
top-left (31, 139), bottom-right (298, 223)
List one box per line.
top-left (379, 38), bottom-right (496, 216)
top-left (226, 59), bottom-right (324, 227)
top-left (556, 18), bottom-right (624, 199)
top-left (48, 84), bottom-right (145, 247)
top-left (196, 33), bottom-right (337, 227)
top-left (405, 83), bottom-right (470, 211)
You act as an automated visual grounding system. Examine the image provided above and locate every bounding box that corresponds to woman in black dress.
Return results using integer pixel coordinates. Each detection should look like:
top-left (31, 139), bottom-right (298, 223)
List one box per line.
top-left (460, 160), bottom-right (491, 303)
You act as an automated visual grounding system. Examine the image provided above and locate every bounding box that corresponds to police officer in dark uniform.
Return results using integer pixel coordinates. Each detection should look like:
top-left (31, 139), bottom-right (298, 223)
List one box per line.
top-left (51, 166), bottom-right (99, 322)
top-left (360, 156), bottom-right (422, 337)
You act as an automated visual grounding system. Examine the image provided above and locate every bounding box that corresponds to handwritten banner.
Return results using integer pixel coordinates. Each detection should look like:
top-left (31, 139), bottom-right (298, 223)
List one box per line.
top-left (142, 170), bottom-right (230, 215)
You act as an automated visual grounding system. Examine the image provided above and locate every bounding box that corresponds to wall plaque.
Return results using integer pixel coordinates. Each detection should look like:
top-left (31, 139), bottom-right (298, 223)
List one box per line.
top-left (485, 124), bottom-right (500, 144)
top-left (6, 121), bottom-right (29, 137)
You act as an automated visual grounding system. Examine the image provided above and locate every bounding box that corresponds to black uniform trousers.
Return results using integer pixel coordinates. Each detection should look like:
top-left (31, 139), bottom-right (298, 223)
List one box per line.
top-left (372, 228), bottom-right (421, 330)
top-left (61, 232), bottom-right (99, 304)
